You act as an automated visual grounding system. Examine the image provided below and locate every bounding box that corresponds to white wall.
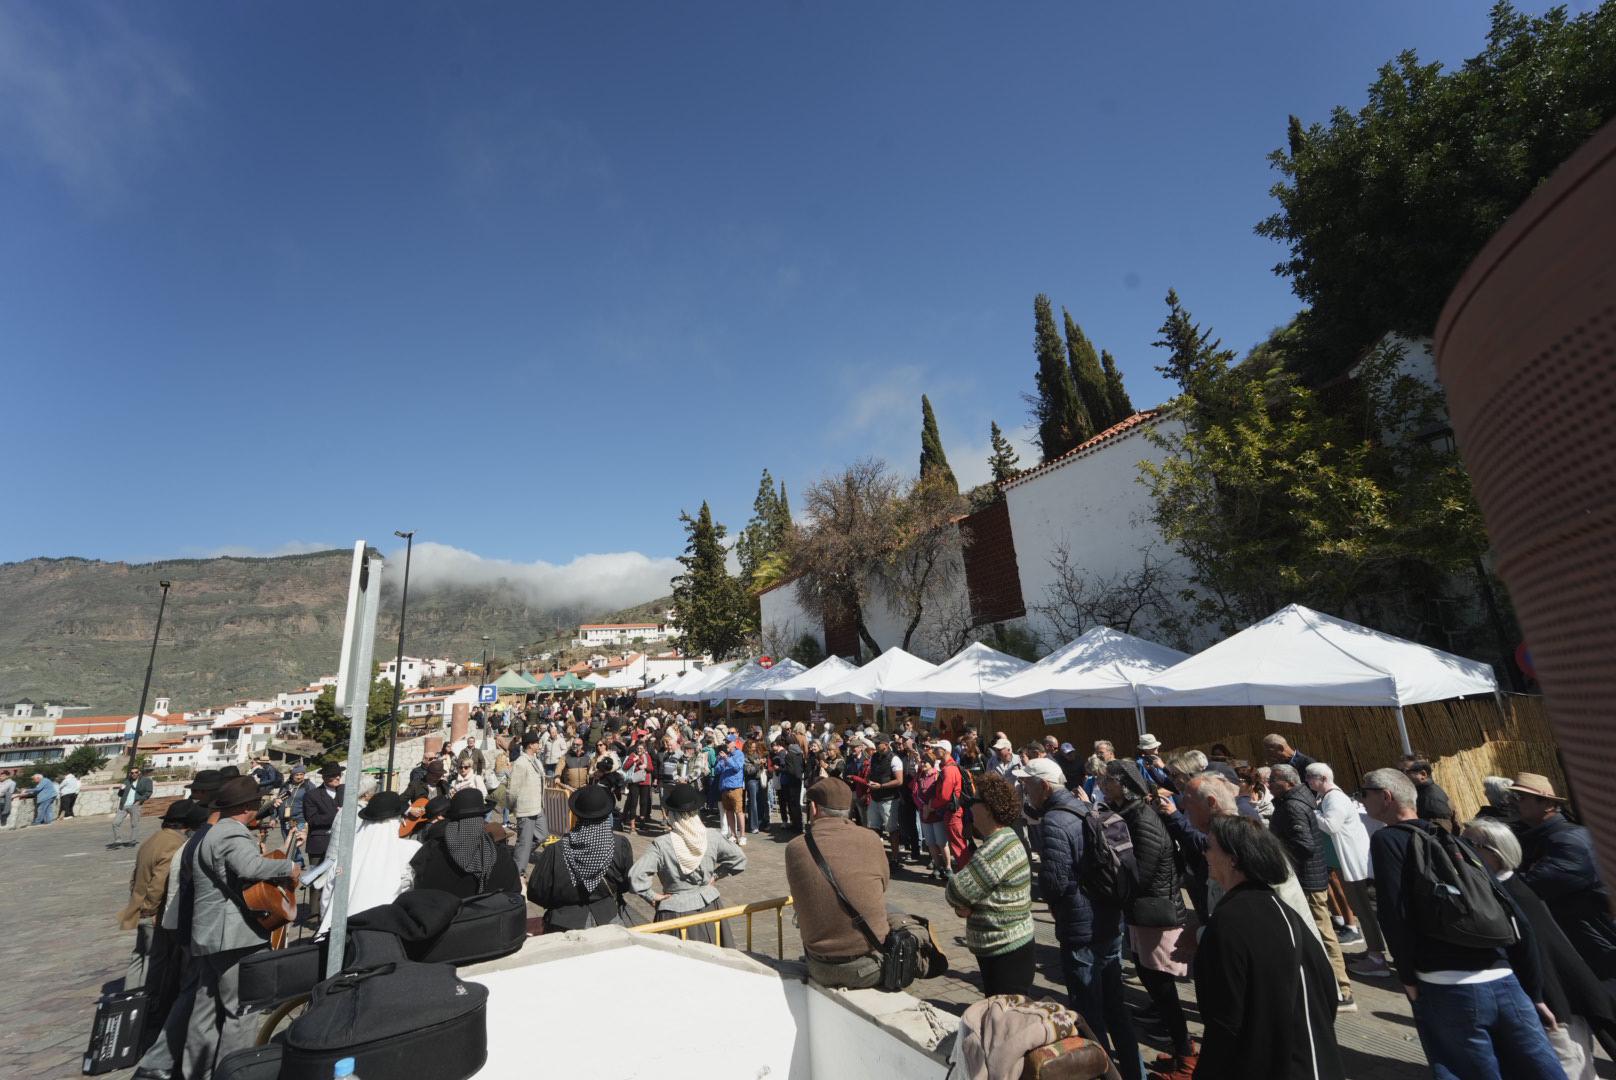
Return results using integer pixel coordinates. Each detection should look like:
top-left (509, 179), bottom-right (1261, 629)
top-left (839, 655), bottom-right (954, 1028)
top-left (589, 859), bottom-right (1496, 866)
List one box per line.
top-left (760, 581), bottom-right (825, 658)
top-left (1005, 417), bottom-right (1212, 651)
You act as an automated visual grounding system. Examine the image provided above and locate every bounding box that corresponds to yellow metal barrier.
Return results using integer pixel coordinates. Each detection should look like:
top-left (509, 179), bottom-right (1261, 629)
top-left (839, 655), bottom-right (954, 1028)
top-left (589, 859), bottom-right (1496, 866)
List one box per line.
top-left (631, 895), bottom-right (795, 959)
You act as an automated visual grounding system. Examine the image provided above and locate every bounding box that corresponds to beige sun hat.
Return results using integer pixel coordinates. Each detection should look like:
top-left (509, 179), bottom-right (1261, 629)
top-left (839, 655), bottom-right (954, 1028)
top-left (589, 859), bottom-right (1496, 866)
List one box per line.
top-left (1508, 771), bottom-right (1566, 801)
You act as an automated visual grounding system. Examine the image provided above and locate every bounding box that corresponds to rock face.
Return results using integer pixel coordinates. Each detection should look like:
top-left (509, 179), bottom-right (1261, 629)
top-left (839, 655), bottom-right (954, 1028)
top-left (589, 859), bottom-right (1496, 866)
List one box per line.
top-left (0, 550), bottom-right (596, 712)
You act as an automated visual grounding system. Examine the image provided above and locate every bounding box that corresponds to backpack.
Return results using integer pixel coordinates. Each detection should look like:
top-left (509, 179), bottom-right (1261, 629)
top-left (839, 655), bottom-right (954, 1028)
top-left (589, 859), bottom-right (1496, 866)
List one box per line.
top-left (1076, 807), bottom-right (1137, 907)
top-left (1395, 823), bottom-right (1519, 949)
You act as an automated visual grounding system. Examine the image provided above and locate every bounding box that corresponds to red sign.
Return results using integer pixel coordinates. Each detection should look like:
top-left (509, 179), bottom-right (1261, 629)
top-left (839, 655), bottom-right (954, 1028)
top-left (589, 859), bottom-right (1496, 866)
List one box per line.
top-left (759, 656), bottom-right (774, 668)
top-left (1514, 642), bottom-right (1536, 680)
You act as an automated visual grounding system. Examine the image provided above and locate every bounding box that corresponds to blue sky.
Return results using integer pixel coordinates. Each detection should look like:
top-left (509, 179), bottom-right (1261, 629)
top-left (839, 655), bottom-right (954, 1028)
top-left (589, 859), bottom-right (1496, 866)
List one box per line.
top-left (1, 2), bottom-right (1567, 606)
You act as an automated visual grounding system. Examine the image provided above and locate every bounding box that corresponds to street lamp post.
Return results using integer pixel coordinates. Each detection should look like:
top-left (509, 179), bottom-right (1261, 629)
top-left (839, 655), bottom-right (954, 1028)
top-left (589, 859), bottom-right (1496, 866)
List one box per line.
top-left (384, 530), bottom-right (415, 790)
top-left (124, 580), bottom-right (172, 780)
top-left (480, 635), bottom-right (492, 753)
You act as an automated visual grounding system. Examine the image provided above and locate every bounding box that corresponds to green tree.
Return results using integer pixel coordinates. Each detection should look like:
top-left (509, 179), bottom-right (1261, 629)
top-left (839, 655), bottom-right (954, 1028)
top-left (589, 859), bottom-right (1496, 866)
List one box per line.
top-left (1100, 350), bottom-right (1134, 425)
top-left (1028, 294), bottom-right (1089, 461)
top-left (736, 469), bottom-right (785, 583)
top-left (302, 677), bottom-right (395, 761)
top-left (988, 421), bottom-right (1020, 489)
top-left (792, 459), bottom-right (902, 659)
top-left (1064, 310), bottom-right (1110, 436)
top-left (918, 395), bottom-right (958, 494)
top-left (64, 744), bottom-right (110, 776)
top-left (787, 633), bottom-right (826, 668)
top-left (1257, 2), bottom-right (1616, 381)
top-left (1141, 291), bottom-right (1498, 647)
top-left (670, 502), bottom-right (751, 660)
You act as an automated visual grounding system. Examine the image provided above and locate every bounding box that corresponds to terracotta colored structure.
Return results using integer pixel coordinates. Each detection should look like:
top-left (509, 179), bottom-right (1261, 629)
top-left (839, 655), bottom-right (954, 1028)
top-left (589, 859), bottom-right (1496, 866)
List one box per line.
top-left (450, 702), bottom-right (470, 745)
top-left (1435, 118), bottom-right (1616, 876)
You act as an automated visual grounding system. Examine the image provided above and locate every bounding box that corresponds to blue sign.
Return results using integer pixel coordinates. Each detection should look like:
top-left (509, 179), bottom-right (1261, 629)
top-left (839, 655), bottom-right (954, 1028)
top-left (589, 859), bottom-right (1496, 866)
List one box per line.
top-left (478, 684), bottom-right (498, 704)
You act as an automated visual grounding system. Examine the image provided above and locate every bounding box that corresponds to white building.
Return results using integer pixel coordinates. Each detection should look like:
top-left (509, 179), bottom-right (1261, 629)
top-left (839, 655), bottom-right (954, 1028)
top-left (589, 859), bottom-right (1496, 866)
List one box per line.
top-left (376, 657), bottom-right (466, 690)
top-left (275, 686), bottom-right (323, 716)
top-left (574, 622), bottom-right (673, 647)
top-left (758, 409), bottom-right (1213, 664)
top-left (400, 683), bottom-right (480, 723)
top-left (1001, 409), bottom-right (1211, 651)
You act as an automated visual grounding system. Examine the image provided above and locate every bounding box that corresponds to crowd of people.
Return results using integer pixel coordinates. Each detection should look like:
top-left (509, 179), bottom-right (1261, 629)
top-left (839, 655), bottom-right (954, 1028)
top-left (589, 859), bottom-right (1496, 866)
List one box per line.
top-left (98, 692), bottom-right (1616, 1080)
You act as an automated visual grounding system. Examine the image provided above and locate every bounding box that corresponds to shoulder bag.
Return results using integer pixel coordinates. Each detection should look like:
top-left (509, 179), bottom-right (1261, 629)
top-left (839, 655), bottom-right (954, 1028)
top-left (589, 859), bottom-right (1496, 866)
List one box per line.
top-left (802, 826), bottom-right (920, 992)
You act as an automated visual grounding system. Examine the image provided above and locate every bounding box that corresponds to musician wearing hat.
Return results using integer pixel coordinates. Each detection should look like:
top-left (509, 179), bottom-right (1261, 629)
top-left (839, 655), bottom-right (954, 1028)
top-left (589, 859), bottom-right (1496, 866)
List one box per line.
top-left (408, 789), bottom-right (521, 899)
top-left (629, 782), bottom-right (746, 945)
top-left (301, 762), bottom-right (345, 914)
top-left (316, 791), bottom-right (418, 935)
top-left (182, 776), bottom-right (299, 1079)
top-left (1514, 772), bottom-right (1616, 984)
top-left (119, 799), bottom-right (198, 987)
top-left (527, 785), bottom-right (633, 931)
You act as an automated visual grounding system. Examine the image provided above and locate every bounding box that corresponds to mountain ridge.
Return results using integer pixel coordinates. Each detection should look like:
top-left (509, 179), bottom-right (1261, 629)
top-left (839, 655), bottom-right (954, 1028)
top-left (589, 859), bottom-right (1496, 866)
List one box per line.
top-left (0, 549), bottom-right (669, 713)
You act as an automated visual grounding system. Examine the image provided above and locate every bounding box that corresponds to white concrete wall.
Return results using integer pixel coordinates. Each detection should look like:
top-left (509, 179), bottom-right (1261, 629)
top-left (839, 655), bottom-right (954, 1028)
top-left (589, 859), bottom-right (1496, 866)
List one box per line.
top-left (760, 581), bottom-right (825, 657)
top-left (1005, 417), bottom-right (1212, 651)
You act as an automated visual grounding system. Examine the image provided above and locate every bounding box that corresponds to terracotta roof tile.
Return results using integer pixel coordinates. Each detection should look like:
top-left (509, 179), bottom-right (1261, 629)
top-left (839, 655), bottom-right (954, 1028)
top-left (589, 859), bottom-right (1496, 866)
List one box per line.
top-left (1000, 409), bottom-right (1163, 491)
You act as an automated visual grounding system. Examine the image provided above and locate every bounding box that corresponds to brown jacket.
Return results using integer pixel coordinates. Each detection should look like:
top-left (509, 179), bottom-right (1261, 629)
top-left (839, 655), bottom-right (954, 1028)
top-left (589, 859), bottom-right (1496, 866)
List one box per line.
top-left (785, 816), bottom-right (891, 961)
top-left (118, 827), bottom-right (186, 930)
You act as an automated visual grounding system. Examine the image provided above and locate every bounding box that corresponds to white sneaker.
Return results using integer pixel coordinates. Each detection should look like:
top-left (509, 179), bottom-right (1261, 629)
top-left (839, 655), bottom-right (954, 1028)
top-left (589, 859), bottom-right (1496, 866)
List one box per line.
top-left (739, 836), bottom-right (748, 846)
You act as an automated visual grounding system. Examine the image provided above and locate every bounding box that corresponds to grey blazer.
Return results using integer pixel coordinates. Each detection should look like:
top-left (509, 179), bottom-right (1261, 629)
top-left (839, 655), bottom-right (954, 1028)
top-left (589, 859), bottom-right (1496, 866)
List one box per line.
top-left (189, 818), bottom-right (297, 956)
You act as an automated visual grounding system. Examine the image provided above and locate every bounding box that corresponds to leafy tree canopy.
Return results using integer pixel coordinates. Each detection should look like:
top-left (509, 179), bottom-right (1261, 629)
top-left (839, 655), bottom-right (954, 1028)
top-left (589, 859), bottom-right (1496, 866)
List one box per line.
top-left (1258, 1), bottom-right (1616, 381)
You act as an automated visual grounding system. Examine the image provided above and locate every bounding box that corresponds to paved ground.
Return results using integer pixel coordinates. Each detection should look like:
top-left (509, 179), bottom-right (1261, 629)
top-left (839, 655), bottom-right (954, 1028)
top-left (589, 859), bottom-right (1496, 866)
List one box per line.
top-left (4, 808), bottom-right (1609, 1079)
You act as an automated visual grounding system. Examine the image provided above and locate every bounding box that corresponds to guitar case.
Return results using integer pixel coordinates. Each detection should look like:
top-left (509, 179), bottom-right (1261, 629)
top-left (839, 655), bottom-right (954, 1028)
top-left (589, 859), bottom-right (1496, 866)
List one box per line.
top-left (213, 1043), bottom-right (285, 1080)
top-left (279, 960), bottom-right (488, 1080)
top-left (237, 889), bottom-right (462, 1011)
top-left (409, 891), bottom-right (527, 966)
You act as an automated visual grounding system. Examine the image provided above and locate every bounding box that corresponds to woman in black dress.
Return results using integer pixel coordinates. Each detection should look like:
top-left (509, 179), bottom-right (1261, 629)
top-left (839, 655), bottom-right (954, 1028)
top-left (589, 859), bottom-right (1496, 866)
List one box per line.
top-left (409, 789), bottom-right (520, 899)
top-left (527, 786), bottom-right (634, 930)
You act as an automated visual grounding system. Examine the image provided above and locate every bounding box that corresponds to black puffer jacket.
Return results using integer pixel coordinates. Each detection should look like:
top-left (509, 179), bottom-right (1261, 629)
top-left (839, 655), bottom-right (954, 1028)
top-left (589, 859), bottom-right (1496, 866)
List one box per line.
top-left (1118, 796), bottom-right (1186, 927)
top-left (1271, 785), bottom-right (1329, 893)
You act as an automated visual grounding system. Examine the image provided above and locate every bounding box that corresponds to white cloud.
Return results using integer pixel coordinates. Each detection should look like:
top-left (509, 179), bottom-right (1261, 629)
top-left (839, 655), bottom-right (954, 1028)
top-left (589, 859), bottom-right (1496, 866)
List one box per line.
top-left (0, 4), bottom-right (196, 205)
top-left (403, 542), bottom-right (679, 612)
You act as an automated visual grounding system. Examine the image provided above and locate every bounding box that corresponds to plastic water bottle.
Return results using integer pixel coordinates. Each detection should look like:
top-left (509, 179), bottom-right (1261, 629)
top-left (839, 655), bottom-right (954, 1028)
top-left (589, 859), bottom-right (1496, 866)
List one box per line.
top-left (333, 1058), bottom-right (358, 1079)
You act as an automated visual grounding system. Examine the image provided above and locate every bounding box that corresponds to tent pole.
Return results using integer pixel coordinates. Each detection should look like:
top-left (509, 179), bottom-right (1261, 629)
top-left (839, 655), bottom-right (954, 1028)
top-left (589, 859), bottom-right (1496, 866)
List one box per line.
top-left (1493, 690), bottom-right (1508, 723)
top-left (1394, 706), bottom-right (1412, 757)
top-left (1133, 697), bottom-right (1147, 740)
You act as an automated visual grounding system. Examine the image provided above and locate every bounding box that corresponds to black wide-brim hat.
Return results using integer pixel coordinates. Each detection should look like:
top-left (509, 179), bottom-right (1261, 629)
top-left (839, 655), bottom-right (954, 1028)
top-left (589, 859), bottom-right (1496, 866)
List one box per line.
top-left (211, 776), bottom-right (262, 812)
top-left (447, 788), bottom-right (487, 820)
top-left (162, 798), bottom-right (198, 824)
top-left (662, 783), bottom-right (702, 814)
top-left (319, 762), bottom-right (345, 779)
top-left (360, 791), bottom-right (404, 821)
top-left (569, 785), bottom-right (613, 824)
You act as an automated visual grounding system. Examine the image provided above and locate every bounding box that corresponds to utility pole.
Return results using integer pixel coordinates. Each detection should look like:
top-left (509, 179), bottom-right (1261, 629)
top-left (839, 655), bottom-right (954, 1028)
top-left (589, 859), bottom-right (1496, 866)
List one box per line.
top-left (124, 580), bottom-right (172, 779)
top-left (384, 530), bottom-right (415, 790)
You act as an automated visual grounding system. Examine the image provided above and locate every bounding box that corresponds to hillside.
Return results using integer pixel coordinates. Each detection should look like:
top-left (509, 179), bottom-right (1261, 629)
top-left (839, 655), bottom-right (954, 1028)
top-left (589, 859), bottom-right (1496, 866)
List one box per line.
top-left (0, 550), bottom-right (650, 713)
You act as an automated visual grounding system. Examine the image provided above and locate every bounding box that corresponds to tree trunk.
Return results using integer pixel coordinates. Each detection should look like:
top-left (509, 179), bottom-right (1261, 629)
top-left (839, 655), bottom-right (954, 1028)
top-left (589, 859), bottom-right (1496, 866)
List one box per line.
top-left (855, 612), bottom-right (882, 660)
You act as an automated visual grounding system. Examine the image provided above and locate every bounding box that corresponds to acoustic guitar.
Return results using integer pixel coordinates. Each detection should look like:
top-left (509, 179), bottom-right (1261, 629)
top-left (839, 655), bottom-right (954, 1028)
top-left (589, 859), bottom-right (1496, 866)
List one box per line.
top-left (241, 825), bottom-right (299, 949)
top-left (397, 797), bottom-right (432, 838)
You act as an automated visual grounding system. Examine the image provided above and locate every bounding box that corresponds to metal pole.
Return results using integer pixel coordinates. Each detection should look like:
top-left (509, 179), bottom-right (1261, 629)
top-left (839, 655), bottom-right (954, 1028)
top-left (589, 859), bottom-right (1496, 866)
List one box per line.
top-left (384, 531), bottom-right (414, 791)
top-left (326, 546), bottom-right (383, 978)
top-left (124, 580), bottom-right (172, 777)
top-left (1393, 706), bottom-right (1413, 758)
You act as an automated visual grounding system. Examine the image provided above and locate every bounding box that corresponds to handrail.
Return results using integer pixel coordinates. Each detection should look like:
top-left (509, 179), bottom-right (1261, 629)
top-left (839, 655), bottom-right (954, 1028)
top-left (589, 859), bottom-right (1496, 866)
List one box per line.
top-left (631, 895), bottom-right (794, 958)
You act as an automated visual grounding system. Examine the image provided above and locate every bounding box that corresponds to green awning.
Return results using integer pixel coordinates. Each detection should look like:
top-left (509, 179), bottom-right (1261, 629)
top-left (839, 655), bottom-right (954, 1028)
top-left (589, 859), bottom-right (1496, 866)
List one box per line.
top-left (493, 670), bottom-right (538, 693)
top-left (531, 673), bottom-right (559, 692)
top-left (557, 672), bottom-right (594, 690)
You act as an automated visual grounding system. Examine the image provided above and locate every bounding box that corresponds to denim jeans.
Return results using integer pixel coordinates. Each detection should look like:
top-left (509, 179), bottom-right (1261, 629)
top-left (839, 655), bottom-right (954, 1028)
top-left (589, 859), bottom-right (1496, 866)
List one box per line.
top-left (1410, 975), bottom-right (1564, 1080)
top-left (1060, 934), bottom-right (1145, 1080)
top-left (746, 776), bottom-right (767, 833)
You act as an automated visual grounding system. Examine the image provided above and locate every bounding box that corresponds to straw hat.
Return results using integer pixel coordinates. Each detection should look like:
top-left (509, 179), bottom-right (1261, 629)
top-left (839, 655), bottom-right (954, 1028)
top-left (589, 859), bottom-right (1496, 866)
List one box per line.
top-left (1508, 772), bottom-right (1566, 801)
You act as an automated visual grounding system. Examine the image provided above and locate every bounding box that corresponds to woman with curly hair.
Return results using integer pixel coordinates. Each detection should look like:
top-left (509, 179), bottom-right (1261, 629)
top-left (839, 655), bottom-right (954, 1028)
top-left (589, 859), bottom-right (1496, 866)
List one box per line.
top-left (945, 771), bottom-right (1035, 996)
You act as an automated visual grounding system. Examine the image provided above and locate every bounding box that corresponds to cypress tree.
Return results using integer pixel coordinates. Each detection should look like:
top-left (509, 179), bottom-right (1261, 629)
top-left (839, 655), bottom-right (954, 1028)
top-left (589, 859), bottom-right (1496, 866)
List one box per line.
top-left (776, 482), bottom-right (791, 529)
top-left (988, 421), bottom-right (1020, 488)
top-left (1100, 350), bottom-right (1135, 425)
top-left (919, 394), bottom-right (958, 493)
top-left (1031, 294), bottom-right (1087, 461)
top-left (670, 501), bottom-right (750, 660)
top-left (1063, 309), bottom-right (1106, 440)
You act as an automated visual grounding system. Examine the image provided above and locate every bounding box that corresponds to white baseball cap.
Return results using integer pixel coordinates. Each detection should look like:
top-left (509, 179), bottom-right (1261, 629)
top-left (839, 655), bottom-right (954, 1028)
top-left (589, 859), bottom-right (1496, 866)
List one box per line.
top-left (1012, 758), bottom-right (1066, 787)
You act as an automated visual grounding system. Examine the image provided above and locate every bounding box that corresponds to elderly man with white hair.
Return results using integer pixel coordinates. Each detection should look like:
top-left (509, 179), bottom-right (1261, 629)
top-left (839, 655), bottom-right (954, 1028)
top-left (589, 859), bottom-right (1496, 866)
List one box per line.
top-left (1307, 761), bottom-right (1390, 978)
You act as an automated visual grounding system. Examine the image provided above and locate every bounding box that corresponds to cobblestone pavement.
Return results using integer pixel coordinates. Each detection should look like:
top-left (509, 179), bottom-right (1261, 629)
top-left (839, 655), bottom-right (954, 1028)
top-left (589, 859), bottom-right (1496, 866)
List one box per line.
top-left (5, 809), bottom-right (1609, 1079)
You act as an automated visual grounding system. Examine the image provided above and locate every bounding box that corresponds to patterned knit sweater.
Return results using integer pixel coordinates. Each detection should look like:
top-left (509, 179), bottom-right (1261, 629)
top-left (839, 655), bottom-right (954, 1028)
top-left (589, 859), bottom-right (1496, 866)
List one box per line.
top-left (946, 826), bottom-right (1034, 956)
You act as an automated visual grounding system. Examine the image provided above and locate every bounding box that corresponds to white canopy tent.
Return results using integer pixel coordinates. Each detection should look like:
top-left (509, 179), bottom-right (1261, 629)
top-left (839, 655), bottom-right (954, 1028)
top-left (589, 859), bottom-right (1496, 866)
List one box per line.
top-left (587, 668), bottom-right (646, 691)
top-left (880, 641), bottom-right (1033, 711)
top-left (709, 658), bottom-right (809, 702)
top-left (815, 648), bottom-right (939, 707)
top-left (645, 667), bottom-right (704, 700)
top-left (660, 660), bottom-right (741, 702)
top-left (1136, 604), bottom-right (1500, 754)
top-left (979, 627), bottom-right (1188, 713)
top-left (763, 655), bottom-right (859, 702)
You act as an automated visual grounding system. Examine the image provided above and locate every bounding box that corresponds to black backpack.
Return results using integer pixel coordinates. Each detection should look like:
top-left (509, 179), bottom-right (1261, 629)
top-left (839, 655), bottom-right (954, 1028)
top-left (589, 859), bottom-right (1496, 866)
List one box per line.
top-left (1067, 805), bottom-right (1136, 907)
top-left (1395, 823), bottom-right (1519, 949)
